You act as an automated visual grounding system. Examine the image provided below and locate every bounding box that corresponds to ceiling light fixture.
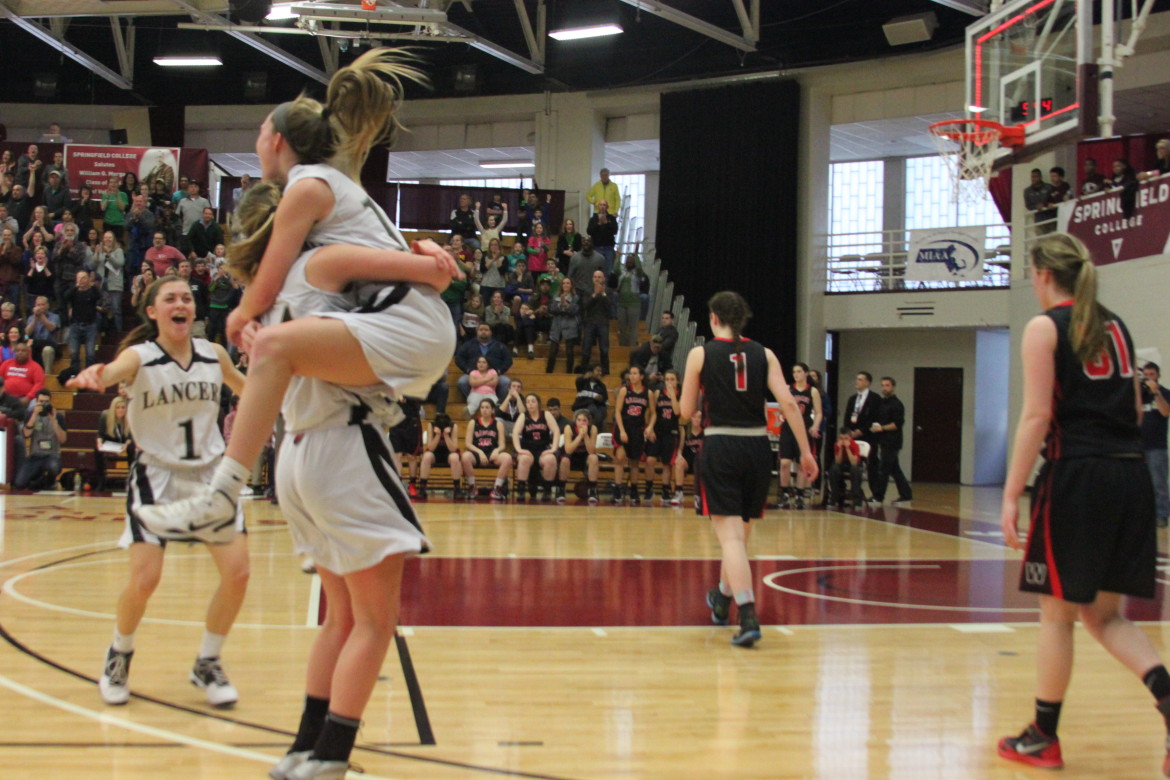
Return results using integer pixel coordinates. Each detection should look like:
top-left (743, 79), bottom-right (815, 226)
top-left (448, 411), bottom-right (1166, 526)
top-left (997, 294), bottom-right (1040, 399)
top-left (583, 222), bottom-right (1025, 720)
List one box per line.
top-left (549, 23), bottom-right (623, 41)
top-left (480, 161), bottom-right (536, 169)
top-left (153, 55), bottom-right (223, 67)
top-left (266, 3), bottom-right (297, 20)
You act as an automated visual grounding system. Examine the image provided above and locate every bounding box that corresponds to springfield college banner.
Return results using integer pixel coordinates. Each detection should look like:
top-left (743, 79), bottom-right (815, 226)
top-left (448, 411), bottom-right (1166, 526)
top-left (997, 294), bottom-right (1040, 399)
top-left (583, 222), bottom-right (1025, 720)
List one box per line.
top-left (64, 145), bottom-right (181, 194)
top-left (905, 226), bottom-right (987, 282)
top-left (1058, 178), bottom-right (1170, 265)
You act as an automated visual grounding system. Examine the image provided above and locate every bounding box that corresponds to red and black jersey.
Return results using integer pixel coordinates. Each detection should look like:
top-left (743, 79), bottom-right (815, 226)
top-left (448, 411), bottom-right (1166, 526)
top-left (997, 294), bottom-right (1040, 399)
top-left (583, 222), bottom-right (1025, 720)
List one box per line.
top-left (621, 384), bottom-right (650, 429)
top-left (654, 390), bottom-right (678, 437)
top-left (1044, 302), bottom-right (1141, 460)
top-left (682, 427), bottom-right (703, 458)
top-left (472, 418), bottom-right (499, 453)
top-left (519, 412), bottom-right (553, 452)
top-left (700, 338), bottom-right (768, 429)
top-left (789, 383), bottom-right (815, 431)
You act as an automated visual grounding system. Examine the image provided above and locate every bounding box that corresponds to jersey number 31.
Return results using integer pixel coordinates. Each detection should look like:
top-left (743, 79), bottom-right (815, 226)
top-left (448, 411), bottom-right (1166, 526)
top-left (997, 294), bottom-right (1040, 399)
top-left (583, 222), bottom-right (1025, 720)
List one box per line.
top-left (1083, 321), bottom-right (1133, 380)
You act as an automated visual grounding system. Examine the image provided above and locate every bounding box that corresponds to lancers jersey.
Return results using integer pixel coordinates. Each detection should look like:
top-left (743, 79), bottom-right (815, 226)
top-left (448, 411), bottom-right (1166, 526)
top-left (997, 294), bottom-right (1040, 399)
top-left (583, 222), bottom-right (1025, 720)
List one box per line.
top-left (621, 385), bottom-right (650, 428)
top-left (700, 338), bottom-right (768, 429)
top-left (472, 418), bottom-right (500, 453)
top-left (127, 339), bottom-right (225, 469)
top-left (1044, 302), bottom-right (1142, 460)
top-left (519, 413), bottom-right (553, 452)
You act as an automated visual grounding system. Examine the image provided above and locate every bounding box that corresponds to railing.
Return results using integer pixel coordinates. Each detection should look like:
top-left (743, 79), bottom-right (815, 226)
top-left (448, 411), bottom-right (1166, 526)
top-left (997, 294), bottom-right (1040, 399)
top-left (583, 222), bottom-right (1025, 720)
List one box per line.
top-left (642, 251), bottom-right (701, 371)
top-left (822, 224), bottom-right (1013, 293)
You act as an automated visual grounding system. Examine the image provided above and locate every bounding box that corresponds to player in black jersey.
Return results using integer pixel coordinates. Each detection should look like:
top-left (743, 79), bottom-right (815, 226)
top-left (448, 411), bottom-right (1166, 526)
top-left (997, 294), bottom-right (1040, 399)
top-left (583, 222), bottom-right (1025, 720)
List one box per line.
top-left (670, 410), bottom-right (703, 506)
top-left (612, 365), bottom-right (656, 505)
top-left (644, 369), bottom-right (681, 504)
top-left (559, 410), bottom-right (601, 504)
top-left (680, 291), bottom-right (817, 648)
top-left (777, 362), bottom-right (822, 510)
top-left (461, 398), bottom-right (513, 501)
top-left (388, 398), bottom-right (424, 496)
top-left (418, 413), bottom-right (463, 500)
top-left (998, 233), bottom-right (1170, 774)
top-left (512, 393), bottom-right (561, 501)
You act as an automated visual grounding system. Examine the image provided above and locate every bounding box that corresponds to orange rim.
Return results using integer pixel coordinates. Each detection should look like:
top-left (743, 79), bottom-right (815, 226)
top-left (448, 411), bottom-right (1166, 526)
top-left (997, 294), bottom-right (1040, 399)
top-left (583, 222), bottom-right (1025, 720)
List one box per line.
top-left (929, 118), bottom-right (1025, 148)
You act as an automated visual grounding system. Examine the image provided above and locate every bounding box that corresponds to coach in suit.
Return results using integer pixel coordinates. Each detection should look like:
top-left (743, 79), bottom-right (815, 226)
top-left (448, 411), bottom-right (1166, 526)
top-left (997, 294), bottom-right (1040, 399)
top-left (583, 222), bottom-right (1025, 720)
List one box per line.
top-left (842, 371), bottom-right (881, 500)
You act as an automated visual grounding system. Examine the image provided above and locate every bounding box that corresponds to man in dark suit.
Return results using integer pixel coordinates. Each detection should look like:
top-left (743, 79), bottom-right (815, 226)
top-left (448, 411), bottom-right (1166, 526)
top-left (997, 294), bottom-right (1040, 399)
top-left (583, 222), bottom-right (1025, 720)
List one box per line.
top-left (842, 371), bottom-right (881, 501)
top-left (870, 376), bottom-right (913, 504)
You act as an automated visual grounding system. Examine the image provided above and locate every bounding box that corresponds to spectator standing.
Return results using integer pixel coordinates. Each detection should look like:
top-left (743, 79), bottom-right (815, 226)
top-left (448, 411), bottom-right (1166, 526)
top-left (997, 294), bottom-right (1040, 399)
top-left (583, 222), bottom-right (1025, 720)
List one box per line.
top-left (482, 191), bottom-right (506, 227)
top-left (1138, 138), bottom-right (1170, 182)
top-left (144, 231), bottom-right (184, 277)
top-left (473, 202), bottom-right (506, 251)
top-left (123, 194), bottom-right (156, 276)
top-left (484, 291), bottom-right (514, 352)
top-left (175, 181), bottom-right (211, 252)
top-left (38, 122), bottom-right (71, 143)
top-left (15, 145), bottom-right (42, 189)
top-left (479, 238), bottom-right (507, 306)
top-left (1108, 158), bottom-right (1139, 190)
top-left (42, 170), bottom-right (70, 224)
top-left (1047, 167), bottom-right (1072, 204)
top-left (1023, 168), bottom-right (1055, 215)
top-left (587, 200), bottom-right (619, 276)
top-left (578, 270), bottom-right (614, 376)
top-left (94, 232), bottom-right (126, 333)
top-left (14, 389), bottom-right (65, 490)
top-left (24, 251), bottom-right (55, 320)
top-left (23, 295), bottom-right (59, 370)
top-left (842, 371), bottom-right (881, 501)
top-left (870, 376), bottom-right (913, 504)
top-left (51, 223), bottom-right (88, 320)
top-left (176, 259), bottom-right (209, 337)
top-left (0, 227), bottom-right (22, 304)
top-left (568, 237), bottom-right (605, 302)
top-left (613, 262), bottom-right (644, 348)
top-left (6, 184), bottom-right (34, 234)
top-left (187, 207), bottom-right (223, 259)
top-left (73, 186), bottom-right (101, 237)
top-left (206, 263), bottom-right (240, 345)
top-left (525, 222), bottom-right (552, 275)
top-left (100, 175), bottom-right (129, 243)
top-left (450, 193), bottom-right (478, 250)
top-left (656, 310), bottom-right (679, 356)
top-left (546, 278), bottom-right (579, 374)
top-left (64, 270), bottom-right (102, 375)
top-left (586, 168), bottom-right (621, 214)
top-left (556, 219), bottom-right (582, 275)
top-left (1141, 362), bottom-right (1170, 528)
top-left (0, 204), bottom-right (17, 236)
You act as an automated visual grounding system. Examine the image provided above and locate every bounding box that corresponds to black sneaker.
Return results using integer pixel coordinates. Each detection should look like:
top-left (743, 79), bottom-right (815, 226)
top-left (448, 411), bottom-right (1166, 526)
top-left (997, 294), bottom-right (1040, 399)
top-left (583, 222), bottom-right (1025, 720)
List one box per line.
top-left (793, 493), bottom-right (805, 510)
top-left (643, 486), bottom-right (655, 503)
top-left (452, 487), bottom-right (464, 501)
top-left (554, 486), bottom-right (566, 504)
top-left (99, 646), bottom-right (133, 705)
top-left (996, 723), bottom-right (1063, 769)
top-left (629, 490), bottom-right (641, 506)
top-left (611, 484), bottom-right (623, 505)
top-left (731, 605), bottom-right (761, 648)
top-left (415, 485), bottom-right (428, 500)
top-left (706, 587), bottom-right (731, 625)
top-left (587, 486), bottom-right (599, 505)
top-left (490, 487), bottom-right (506, 501)
top-left (541, 486), bottom-right (552, 502)
top-left (777, 492), bottom-right (791, 510)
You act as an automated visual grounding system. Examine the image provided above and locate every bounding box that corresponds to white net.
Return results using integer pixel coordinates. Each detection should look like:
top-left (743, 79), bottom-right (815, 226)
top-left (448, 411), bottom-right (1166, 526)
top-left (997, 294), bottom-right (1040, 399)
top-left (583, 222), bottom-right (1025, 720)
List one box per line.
top-left (929, 121), bottom-right (1002, 204)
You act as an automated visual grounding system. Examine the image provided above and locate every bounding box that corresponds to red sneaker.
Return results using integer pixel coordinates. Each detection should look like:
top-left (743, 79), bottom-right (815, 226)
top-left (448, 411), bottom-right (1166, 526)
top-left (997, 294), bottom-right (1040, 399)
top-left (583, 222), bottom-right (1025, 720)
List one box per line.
top-left (997, 723), bottom-right (1063, 769)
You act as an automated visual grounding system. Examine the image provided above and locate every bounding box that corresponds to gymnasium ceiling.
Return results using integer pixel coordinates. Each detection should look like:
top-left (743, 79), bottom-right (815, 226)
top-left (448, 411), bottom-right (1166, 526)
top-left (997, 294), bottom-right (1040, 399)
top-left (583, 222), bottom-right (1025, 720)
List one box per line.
top-left (0, 0), bottom-right (991, 106)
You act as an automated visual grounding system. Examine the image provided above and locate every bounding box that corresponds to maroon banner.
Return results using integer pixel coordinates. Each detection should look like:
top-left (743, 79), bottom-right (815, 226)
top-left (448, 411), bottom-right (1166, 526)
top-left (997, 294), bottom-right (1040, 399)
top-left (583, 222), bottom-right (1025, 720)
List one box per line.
top-left (1058, 176), bottom-right (1170, 265)
top-left (64, 144), bottom-right (181, 195)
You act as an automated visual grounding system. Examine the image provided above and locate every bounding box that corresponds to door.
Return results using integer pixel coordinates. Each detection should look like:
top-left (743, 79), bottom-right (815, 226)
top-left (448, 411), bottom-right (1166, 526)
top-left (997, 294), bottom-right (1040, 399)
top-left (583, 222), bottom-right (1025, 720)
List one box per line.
top-left (911, 367), bottom-right (963, 483)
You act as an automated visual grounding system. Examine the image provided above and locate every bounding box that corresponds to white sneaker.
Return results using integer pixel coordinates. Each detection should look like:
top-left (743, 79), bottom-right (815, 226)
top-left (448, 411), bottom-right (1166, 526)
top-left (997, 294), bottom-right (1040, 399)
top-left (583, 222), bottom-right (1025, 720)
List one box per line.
top-left (99, 646), bottom-right (133, 705)
top-left (669, 489), bottom-right (684, 506)
top-left (300, 556), bottom-right (317, 574)
top-left (190, 656), bottom-right (239, 707)
top-left (240, 486), bottom-right (255, 498)
top-left (269, 750), bottom-right (312, 780)
top-left (136, 486), bottom-right (238, 544)
top-left (287, 759), bottom-right (349, 779)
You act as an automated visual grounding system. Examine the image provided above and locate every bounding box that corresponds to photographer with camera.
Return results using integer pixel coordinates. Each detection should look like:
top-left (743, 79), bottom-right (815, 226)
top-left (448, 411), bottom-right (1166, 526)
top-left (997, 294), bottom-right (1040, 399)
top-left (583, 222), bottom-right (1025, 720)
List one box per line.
top-left (1142, 363), bottom-right (1170, 528)
top-left (14, 389), bottom-right (66, 490)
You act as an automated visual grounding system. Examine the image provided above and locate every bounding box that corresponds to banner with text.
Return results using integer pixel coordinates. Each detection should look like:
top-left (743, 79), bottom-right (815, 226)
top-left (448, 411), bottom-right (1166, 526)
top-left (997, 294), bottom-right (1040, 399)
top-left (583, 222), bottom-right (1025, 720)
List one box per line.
top-left (906, 226), bottom-right (987, 282)
top-left (1058, 178), bottom-right (1170, 265)
top-left (64, 145), bottom-right (181, 196)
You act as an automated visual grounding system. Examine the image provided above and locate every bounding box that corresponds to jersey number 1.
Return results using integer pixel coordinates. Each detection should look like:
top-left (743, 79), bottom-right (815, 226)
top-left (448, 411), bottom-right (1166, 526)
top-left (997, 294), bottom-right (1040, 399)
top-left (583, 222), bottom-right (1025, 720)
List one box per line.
top-left (178, 419), bottom-right (200, 460)
top-left (729, 352), bottom-right (748, 392)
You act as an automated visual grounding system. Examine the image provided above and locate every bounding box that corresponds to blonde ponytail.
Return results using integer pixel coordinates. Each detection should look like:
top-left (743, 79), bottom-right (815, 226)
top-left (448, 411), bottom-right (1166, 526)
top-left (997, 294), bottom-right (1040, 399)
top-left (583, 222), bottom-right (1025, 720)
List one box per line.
top-left (226, 180), bottom-right (282, 284)
top-left (1030, 232), bottom-right (1107, 363)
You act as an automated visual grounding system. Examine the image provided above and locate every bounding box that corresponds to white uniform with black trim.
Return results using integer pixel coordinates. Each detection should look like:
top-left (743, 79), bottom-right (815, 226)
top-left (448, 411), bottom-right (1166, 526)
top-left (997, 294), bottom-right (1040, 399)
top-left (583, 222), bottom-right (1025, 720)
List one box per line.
top-left (285, 163), bottom-right (453, 401)
top-left (120, 339), bottom-right (245, 547)
top-left (266, 248), bottom-right (432, 575)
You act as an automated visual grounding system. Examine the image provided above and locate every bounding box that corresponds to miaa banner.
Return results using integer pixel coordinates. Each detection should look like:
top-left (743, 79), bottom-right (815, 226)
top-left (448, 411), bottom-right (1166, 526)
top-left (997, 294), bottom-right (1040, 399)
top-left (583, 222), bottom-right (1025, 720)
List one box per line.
top-left (906, 226), bottom-right (986, 282)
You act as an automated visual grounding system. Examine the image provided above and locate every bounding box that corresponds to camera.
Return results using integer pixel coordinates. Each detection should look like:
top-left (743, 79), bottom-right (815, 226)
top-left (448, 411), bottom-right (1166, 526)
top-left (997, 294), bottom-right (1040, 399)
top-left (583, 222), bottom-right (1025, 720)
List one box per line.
top-left (40, 402), bottom-right (52, 415)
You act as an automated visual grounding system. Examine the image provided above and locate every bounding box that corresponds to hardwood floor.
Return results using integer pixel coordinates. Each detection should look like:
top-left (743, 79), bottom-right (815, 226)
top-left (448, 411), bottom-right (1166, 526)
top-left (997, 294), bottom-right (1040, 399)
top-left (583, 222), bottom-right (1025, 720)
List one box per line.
top-left (1, 484), bottom-right (1168, 779)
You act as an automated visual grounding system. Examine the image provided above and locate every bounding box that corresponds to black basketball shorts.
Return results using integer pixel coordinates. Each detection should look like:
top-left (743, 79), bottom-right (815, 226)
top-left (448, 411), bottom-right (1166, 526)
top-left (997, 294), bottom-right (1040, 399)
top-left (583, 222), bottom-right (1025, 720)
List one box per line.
top-left (1021, 456), bottom-right (1156, 603)
top-left (645, 431), bottom-right (677, 462)
top-left (694, 434), bottom-right (773, 521)
top-left (615, 425), bottom-right (646, 461)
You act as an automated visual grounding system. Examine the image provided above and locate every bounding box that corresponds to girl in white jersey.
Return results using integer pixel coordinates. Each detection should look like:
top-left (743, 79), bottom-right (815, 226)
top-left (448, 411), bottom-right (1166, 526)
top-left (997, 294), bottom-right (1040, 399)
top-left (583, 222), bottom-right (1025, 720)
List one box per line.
top-left (234, 183), bottom-right (458, 780)
top-left (67, 278), bottom-right (248, 708)
top-left (139, 49), bottom-right (453, 538)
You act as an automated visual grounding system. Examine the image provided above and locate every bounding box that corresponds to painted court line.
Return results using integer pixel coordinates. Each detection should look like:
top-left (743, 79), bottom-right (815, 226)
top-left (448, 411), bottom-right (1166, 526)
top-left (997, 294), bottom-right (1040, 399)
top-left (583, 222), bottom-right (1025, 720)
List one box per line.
top-left (0, 674), bottom-right (399, 780)
top-left (306, 573), bottom-right (322, 628)
top-left (948, 623), bottom-right (1015, 633)
top-left (592, 628), bottom-right (608, 637)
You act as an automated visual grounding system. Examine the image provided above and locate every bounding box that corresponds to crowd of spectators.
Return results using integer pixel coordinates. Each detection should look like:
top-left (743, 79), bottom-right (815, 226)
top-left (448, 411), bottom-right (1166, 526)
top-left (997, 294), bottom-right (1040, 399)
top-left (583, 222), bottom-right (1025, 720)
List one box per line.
top-left (1025, 138), bottom-right (1170, 219)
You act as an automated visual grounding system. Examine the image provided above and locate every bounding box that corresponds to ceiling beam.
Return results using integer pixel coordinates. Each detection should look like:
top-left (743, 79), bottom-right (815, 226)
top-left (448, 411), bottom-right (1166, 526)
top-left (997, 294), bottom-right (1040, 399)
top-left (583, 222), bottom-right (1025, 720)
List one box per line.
top-left (289, 3), bottom-right (448, 26)
top-left (110, 18), bottom-right (135, 83)
top-left (617, 1), bottom-right (756, 53)
top-left (171, 0), bottom-right (330, 84)
top-left (0, 1), bottom-right (133, 89)
top-left (729, 0), bottom-right (758, 46)
top-left (928, 0), bottom-right (989, 15)
top-left (512, 0), bottom-right (545, 66)
top-left (439, 19), bottom-right (543, 74)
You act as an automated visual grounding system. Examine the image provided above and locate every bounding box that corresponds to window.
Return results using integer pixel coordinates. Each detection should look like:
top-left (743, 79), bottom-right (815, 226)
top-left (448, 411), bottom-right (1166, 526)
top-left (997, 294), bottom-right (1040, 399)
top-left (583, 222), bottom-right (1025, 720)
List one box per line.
top-left (904, 156), bottom-right (1005, 230)
top-left (829, 160), bottom-right (884, 258)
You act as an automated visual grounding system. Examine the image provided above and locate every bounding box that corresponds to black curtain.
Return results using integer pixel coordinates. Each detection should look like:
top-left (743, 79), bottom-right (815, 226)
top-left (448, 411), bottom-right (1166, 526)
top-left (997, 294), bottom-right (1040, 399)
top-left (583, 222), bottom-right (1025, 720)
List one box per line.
top-left (657, 80), bottom-right (800, 367)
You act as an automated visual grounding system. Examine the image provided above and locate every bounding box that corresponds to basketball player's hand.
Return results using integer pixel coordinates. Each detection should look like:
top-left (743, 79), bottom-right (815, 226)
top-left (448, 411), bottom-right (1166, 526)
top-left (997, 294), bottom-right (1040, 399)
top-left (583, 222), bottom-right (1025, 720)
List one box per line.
top-left (239, 320), bottom-right (262, 354)
top-left (67, 363), bottom-right (105, 391)
top-left (800, 451), bottom-right (819, 483)
top-left (646, 429), bottom-right (656, 442)
top-left (226, 308), bottom-right (251, 347)
top-left (1000, 500), bottom-right (1023, 550)
top-left (619, 430), bottom-right (628, 444)
top-left (412, 239), bottom-right (464, 284)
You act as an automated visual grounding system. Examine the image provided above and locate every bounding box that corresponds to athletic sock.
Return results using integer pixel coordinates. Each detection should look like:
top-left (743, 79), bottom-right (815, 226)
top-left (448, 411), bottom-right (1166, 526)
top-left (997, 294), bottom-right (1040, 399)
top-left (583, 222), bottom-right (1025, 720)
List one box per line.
top-left (210, 457), bottom-right (251, 502)
top-left (718, 581), bottom-right (732, 598)
top-left (198, 631), bottom-right (226, 660)
top-left (313, 712), bottom-right (360, 763)
top-left (644, 479), bottom-right (653, 494)
top-left (1034, 698), bottom-right (1062, 737)
top-left (734, 588), bottom-right (755, 606)
top-left (494, 477), bottom-right (505, 488)
top-left (112, 628), bottom-right (135, 653)
top-left (290, 695), bottom-right (331, 753)
top-left (1145, 666), bottom-right (1170, 721)
top-left (419, 478), bottom-right (428, 488)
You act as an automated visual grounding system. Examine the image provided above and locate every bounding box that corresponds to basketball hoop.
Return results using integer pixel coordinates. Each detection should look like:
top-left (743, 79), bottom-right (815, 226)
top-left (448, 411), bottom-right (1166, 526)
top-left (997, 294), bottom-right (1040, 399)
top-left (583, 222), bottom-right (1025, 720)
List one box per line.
top-left (929, 119), bottom-right (1025, 203)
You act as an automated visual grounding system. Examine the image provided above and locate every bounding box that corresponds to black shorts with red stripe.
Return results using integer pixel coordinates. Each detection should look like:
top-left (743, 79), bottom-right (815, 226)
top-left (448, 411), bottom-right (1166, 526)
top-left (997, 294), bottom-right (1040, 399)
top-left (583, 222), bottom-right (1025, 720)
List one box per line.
top-left (694, 434), bottom-right (772, 521)
top-left (645, 431), bottom-right (677, 462)
top-left (1022, 456), bottom-right (1156, 603)
top-left (389, 415), bottom-right (423, 457)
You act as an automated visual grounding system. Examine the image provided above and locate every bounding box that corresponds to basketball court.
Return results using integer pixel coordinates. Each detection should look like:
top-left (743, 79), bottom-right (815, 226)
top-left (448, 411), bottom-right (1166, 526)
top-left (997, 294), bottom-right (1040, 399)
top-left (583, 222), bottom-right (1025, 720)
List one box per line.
top-left (1, 483), bottom-right (1168, 779)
